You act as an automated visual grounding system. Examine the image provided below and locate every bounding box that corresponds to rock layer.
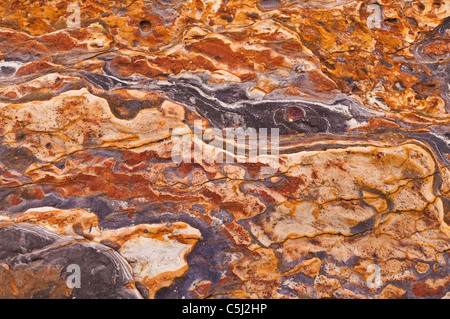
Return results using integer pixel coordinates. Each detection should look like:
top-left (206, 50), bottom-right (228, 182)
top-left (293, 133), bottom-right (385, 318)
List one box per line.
top-left (0, 0), bottom-right (448, 298)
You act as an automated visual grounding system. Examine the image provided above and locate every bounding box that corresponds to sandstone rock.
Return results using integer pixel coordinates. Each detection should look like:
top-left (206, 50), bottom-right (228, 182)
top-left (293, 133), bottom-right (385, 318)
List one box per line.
top-left (0, 0), bottom-right (448, 299)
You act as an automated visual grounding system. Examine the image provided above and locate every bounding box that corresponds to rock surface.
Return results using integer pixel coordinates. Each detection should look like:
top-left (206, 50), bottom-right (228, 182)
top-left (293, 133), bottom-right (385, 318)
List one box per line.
top-left (0, 0), bottom-right (448, 298)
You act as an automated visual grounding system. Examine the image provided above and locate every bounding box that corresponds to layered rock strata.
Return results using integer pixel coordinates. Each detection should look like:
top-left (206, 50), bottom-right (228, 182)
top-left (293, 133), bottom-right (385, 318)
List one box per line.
top-left (0, 0), bottom-right (448, 298)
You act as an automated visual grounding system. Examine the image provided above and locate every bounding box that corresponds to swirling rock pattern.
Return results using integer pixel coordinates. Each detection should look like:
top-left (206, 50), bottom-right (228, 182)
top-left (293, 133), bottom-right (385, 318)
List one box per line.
top-left (0, 0), bottom-right (449, 299)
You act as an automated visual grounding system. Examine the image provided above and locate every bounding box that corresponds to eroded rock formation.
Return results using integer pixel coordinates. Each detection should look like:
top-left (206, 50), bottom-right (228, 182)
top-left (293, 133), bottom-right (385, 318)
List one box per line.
top-left (0, 0), bottom-right (448, 299)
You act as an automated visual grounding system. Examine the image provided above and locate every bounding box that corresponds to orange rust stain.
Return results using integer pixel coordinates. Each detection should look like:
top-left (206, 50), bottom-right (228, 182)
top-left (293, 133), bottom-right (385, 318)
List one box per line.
top-left (15, 58), bottom-right (53, 76)
top-left (37, 32), bottom-right (87, 52)
top-left (422, 39), bottom-right (450, 58)
top-left (412, 282), bottom-right (445, 298)
top-left (9, 195), bottom-right (23, 206)
top-left (10, 277), bottom-right (19, 295)
top-left (188, 38), bottom-right (253, 71)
